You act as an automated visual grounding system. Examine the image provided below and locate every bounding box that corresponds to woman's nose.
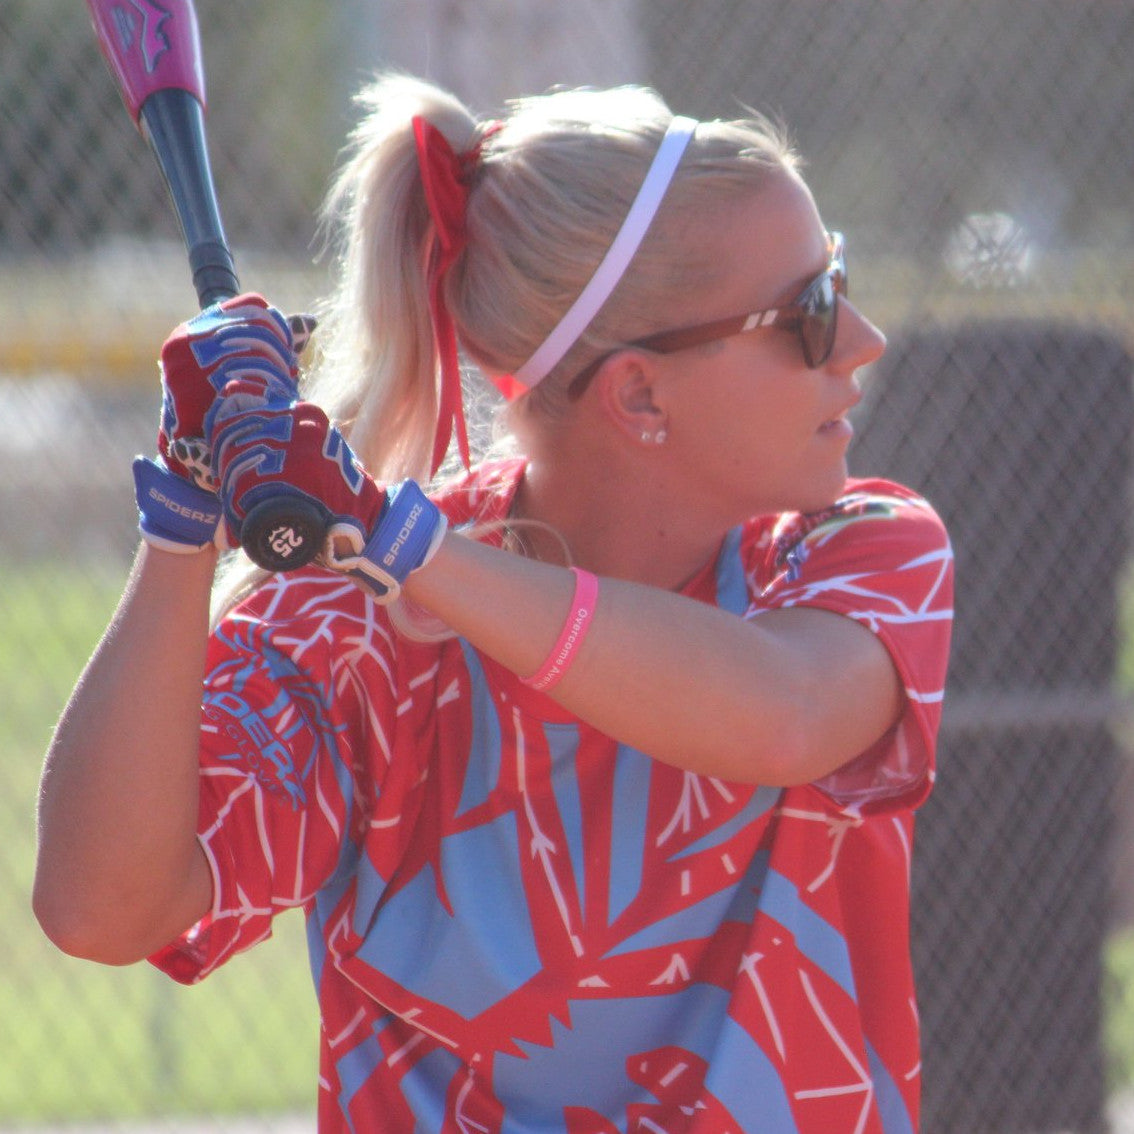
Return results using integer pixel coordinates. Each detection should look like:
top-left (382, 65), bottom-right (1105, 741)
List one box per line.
top-left (833, 297), bottom-right (887, 370)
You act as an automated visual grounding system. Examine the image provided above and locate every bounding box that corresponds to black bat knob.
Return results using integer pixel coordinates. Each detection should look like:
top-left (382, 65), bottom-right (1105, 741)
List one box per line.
top-left (240, 496), bottom-right (328, 572)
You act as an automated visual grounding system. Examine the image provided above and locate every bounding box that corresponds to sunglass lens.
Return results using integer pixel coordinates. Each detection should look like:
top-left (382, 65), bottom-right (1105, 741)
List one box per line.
top-left (831, 234), bottom-right (848, 298)
top-left (799, 274), bottom-right (837, 368)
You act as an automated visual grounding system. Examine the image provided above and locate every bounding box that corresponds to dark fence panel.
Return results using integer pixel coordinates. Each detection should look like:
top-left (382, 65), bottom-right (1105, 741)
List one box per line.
top-left (851, 324), bottom-right (1133, 1132)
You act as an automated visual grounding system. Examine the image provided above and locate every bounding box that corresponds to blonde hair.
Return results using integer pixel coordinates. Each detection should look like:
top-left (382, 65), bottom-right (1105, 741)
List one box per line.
top-left (212, 73), bottom-right (798, 621)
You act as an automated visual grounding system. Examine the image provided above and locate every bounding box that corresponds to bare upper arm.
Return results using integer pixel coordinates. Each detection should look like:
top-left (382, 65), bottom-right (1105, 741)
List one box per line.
top-left (750, 605), bottom-right (904, 784)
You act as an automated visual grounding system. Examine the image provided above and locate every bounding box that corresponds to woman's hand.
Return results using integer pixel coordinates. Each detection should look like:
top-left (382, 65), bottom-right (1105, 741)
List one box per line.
top-left (206, 394), bottom-right (447, 602)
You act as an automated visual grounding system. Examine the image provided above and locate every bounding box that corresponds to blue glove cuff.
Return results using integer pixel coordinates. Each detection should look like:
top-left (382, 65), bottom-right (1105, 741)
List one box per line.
top-left (337, 481), bottom-right (447, 602)
top-left (133, 455), bottom-right (221, 553)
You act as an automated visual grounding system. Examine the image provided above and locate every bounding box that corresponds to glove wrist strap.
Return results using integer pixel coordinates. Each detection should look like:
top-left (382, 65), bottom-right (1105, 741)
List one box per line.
top-left (327, 480), bottom-right (447, 603)
top-left (133, 455), bottom-right (221, 554)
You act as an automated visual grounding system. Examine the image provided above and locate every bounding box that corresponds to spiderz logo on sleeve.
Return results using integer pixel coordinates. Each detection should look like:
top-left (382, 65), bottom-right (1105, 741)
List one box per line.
top-left (203, 690), bottom-right (307, 808)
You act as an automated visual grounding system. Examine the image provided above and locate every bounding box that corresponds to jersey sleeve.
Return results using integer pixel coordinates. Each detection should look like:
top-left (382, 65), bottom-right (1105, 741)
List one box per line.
top-left (150, 571), bottom-right (400, 984)
top-left (755, 479), bottom-right (954, 813)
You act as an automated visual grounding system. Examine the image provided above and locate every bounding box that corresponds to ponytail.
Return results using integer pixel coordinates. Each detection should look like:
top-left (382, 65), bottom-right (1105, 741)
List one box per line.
top-left (305, 74), bottom-right (484, 486)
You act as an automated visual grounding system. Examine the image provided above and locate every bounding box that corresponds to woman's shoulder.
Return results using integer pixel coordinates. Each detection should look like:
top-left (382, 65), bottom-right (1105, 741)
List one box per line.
top-left (733, 477), bottom-right (950, 585)
top-left (766, 477), bottom-right (945, 550)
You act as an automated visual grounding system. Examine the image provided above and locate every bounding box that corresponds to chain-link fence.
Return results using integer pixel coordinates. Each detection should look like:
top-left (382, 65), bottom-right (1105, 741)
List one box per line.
top-left (3, 1), bottom-right (1133, 1130)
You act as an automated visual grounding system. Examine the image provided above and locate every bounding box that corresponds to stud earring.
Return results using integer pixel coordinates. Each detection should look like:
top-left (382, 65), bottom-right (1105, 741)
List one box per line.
top-left (654, 429), bottom-right (668, 445)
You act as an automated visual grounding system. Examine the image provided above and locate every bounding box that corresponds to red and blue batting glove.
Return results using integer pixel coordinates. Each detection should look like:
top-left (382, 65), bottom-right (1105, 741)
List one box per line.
top-left (134, 293), bottom-right (315, 554)
top-left (157, 292), bottom-right (312, 489)
top-left (206, 393), bottom-right (447, 600)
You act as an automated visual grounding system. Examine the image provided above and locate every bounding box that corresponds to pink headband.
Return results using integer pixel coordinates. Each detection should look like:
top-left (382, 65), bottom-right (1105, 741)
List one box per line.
top-left (412, 116), bottom-right (493, 475)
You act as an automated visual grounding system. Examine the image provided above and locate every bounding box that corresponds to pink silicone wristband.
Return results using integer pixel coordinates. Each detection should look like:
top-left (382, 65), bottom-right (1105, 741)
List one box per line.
top-left (522, 568), bottom-right (599, 692)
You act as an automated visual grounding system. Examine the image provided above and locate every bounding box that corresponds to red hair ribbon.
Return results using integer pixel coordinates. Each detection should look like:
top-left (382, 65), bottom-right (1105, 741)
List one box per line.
top-left (412, 116), bottom-right (486, 476)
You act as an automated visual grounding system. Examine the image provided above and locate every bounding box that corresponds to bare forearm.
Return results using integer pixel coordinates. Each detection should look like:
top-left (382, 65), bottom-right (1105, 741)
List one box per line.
top-left (34, 544), bottom-right (215, 962)
top-left (404, 535), bottom-right (899, 784)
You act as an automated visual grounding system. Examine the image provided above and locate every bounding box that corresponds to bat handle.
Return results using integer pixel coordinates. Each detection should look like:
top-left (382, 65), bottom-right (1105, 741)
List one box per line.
top-left (142, 92), bottom-right (329, 571)
top-left (138, 88), bottom-right (240, 308)
top-left (191, 243), bottom-right (240, 309)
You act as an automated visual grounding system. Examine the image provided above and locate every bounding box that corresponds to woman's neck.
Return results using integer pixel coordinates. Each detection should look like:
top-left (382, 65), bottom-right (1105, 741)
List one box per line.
top-left (510, 450), bottom-right (726, 592)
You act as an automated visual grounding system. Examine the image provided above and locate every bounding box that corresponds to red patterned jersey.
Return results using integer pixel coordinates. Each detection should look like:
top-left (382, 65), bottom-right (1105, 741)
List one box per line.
top-left (152, 459), bottom-right (954, 1132)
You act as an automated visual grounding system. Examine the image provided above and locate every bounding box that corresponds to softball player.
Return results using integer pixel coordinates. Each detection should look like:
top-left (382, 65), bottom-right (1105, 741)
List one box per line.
top-left (36, 74), bottom-right (953, 1132)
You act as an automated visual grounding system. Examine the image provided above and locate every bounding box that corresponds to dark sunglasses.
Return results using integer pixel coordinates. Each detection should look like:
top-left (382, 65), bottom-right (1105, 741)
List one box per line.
top-left (567, 232), bottom-right (847, 400)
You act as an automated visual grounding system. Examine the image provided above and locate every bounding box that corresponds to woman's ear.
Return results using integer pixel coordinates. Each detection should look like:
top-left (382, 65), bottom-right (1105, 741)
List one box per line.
top-left (592, 350), bottom-right (670, 447)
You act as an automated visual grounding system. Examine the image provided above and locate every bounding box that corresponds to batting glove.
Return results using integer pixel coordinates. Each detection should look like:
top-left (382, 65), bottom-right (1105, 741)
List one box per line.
top-left (206, 394), bottom-right (447, 601)
top-left (134, 293), bottom-right (315, 553)
top-left (157, 292), bottom-right (313, 491)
